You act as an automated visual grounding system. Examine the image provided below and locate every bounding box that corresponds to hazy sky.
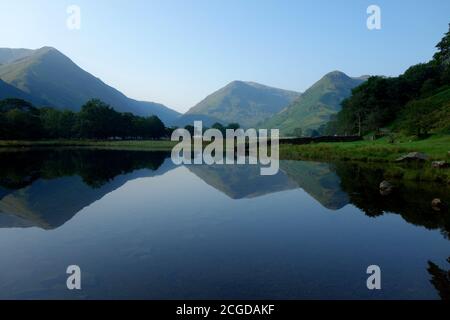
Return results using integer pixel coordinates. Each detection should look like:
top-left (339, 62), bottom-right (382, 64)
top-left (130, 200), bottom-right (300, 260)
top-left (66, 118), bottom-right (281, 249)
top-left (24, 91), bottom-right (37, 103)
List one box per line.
top-left (0, 0), bottom-right (449, 112)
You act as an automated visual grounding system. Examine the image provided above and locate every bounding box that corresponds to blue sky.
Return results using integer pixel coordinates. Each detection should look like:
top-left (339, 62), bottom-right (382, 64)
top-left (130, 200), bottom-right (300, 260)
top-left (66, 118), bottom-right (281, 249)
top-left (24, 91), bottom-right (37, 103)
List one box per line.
top-left (0, 0), bottom-right (449, 112)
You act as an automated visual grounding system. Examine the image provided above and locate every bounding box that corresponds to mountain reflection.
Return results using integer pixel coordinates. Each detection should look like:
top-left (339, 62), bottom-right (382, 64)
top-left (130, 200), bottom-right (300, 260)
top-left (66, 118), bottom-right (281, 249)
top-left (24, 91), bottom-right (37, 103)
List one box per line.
top-left (0, 149), bottom-right (173, 229)
top-left (427, 257), bottom-right (450, 300)
top-left (0, 149), bottom-right (448, 239)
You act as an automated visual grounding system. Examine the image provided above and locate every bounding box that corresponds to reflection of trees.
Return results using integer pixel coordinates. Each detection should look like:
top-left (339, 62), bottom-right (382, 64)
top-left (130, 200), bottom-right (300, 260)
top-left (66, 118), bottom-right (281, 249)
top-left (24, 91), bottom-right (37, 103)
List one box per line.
top-left (333, 162), bottom-right (450, 239)
top-left (0, 149), bottom-right (169, 190)
top-left (428, 257), bottom-right (450, 300)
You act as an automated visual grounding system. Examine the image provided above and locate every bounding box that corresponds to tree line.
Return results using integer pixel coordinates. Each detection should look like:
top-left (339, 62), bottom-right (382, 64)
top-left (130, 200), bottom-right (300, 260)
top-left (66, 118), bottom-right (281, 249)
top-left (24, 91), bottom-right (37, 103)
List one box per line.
top-left (0, 98), bottom-right (241, 141)
top-left (0, 98), bottom-right (167, 140)
top-left (322, 24), bottom-right (450, 137)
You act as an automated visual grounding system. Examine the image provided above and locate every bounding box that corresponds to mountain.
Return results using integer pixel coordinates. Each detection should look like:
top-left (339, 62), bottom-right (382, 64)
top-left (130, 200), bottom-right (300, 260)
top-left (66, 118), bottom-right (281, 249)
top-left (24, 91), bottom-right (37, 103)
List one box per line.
top-left (0, 47), bottom-right (180, 124)
top-left (260, 71), bottom-right (366, 135)
top-left (0, 48), bottom-right (34, 65)
top-left (182, 81), bottom-right (301, 128)
top-left (173, 113), bottom-right (222, 128)
top-left (0, 79), bottom-right (48, 105)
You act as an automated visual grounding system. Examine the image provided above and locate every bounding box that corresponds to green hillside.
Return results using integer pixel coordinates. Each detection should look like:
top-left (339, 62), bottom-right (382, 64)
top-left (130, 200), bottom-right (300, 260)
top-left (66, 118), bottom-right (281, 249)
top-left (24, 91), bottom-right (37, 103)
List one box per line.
top-left (0, 79), bottom-right (48, 105)
top-left (395, 87), bottom-right (450, 135)
top-left (326, 24), bottom-right (450, 137)
top-left (261, 71), bottom-right (366, 135)
top-left (0, 48), bottom-right (34, 64)
top-left (183, 80), bottom-right (300, 127)
top-left (0, 47), bottom-right (180, 124)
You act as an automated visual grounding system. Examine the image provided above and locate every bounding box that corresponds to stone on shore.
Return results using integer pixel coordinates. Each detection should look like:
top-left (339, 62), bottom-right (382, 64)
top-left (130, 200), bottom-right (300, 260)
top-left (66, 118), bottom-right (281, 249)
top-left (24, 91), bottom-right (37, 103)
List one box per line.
top-left (431, 161), bottom-right (448, 169)
top-left (396, 152), bottom-right (429, 162)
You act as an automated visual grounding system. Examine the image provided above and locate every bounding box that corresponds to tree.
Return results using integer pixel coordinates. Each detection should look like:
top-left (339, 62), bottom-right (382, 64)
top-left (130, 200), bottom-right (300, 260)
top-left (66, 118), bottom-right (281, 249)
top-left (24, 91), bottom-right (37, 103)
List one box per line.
top-left (434, 23), bottom-right (450, 67)
top-left (0, 99), bottom-right (43, 139)
top-left (40, 108), bottom-right (77, 139)
top-left (141, 116), bottom-right (166, 139)
top-left (211, 122), bottom-right (226, 134)
top-left (78, 99), bottom-right (120, 139)
top-left (184, 125), bottom-right (195, 136)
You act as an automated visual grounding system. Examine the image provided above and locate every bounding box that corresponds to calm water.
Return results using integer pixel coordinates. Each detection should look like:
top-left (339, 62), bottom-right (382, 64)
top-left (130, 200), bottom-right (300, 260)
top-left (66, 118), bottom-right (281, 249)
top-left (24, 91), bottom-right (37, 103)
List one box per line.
top-left (0, 149), bottom-right (448, 300)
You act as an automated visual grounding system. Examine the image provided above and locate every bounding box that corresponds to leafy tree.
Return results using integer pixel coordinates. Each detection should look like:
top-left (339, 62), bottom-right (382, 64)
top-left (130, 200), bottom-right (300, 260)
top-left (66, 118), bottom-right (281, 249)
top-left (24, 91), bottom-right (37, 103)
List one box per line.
top-left (0, 98), bottom-right (168, 141)
top-left (40, 108), bottom-right (77, 139)
top-left (434, 23), bottom-right (450, 67)
top-left (0, 99), bottom-right (43, 139)
top-left (211, 122), bottom-right (225, 134)
top-left (78, 99), bottom-right (121, 139)
top-left (184, 125), bottom-right (195, 136)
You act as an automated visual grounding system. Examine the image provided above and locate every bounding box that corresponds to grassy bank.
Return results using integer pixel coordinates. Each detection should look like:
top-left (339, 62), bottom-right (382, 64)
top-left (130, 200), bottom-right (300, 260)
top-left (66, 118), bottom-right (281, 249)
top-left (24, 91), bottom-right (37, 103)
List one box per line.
top-left (1, 135), bottom-right (449, 160)
top-left (0, 135), bottom-right (449, 183)
top-left (280, 135), bottom-right (450, 162)
top-left (280, 135), bottom-right (450, 184)
top-left (0, 139), bottom-right (177, 150)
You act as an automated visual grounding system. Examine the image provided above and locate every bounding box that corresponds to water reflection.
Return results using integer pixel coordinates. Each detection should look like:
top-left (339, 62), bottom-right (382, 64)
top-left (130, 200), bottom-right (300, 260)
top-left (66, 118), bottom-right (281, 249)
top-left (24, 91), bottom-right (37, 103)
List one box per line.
top-left (0, 149), bottom-right (448, 299)
top-left (334, 162), bottom-right (450, 239)
top-left (0, 149), bottom-right (173, 229)
top-left (0, 149), bottom-right (448, 236)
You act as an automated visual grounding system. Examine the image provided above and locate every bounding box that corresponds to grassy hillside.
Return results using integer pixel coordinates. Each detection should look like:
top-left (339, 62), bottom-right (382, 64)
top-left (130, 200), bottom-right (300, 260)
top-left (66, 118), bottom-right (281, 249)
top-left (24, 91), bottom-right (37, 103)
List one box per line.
top-left (280, 135), bottom-right (450, 183)
top-left (0, 79), bottom-right (48, 105)
top-left (0, 47), bottom-right (180, 124)
top-left (0, 48), bottom-right (34, 64)
top-left (184, 80), bottom-right (300, 127)
top-left (395, 87), bottom-right (450, 135)
top-left (261, 71), bottom-right (366, 135)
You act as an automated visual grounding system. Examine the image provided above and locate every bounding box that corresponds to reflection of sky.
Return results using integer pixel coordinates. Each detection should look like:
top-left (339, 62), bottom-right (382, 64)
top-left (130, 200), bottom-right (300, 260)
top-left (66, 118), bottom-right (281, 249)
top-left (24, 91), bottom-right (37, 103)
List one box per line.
top-left (0, 165), bottom-right (448, 299)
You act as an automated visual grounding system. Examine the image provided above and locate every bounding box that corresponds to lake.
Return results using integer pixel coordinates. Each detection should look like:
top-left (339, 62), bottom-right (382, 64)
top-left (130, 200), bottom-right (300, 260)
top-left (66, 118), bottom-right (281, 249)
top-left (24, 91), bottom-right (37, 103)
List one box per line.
top-left (0, 148), bottom-right (448, 299)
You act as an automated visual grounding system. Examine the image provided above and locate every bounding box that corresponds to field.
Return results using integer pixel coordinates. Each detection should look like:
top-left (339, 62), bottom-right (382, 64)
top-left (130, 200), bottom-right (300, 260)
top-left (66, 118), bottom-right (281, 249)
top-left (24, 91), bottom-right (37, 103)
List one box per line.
top-left (280, 135), bottom-right (450, 162)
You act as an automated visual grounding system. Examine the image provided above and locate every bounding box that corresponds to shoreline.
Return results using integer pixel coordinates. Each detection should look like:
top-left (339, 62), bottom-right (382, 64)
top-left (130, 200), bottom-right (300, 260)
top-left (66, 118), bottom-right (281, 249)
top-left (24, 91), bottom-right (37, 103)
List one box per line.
top-left (0, 136), bottom-right (449, 184)
top-left (1, 135), bottom-right (448, 159)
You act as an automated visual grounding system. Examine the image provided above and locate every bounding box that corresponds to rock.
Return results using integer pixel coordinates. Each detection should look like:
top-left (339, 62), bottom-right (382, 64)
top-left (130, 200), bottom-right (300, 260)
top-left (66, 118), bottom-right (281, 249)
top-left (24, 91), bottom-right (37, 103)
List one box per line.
top-left (431, 198), bottom-right (447, 212)
top-left (379, 180), bottom-right (394, 196)
top-left (432, 161), bottom-right (448, 169)
top-left (396, 152), bottom-right (429, 162)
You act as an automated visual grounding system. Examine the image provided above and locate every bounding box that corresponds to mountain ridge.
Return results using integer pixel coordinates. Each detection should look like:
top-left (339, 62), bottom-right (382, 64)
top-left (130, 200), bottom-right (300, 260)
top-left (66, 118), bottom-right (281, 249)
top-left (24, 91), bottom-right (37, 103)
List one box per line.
top-left (260, 71), bottom-right (366, 135)
top-left (0, 47), bottom-right (180, 124)
top-left (181, 80), bottom-right (301, 127)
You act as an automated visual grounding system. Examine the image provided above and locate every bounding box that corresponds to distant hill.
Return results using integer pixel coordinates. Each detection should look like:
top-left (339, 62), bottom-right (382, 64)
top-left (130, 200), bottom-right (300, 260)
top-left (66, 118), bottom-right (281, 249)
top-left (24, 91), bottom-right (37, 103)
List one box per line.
top-left (260, 71), bottom-right (366, 135)
top-left (182, 81), bottom-right (301, 127)
top-left (0, 47), bottom-right (180, 124)
top-left (0, 79), bottom-right (48, 105)
top-left (0, 48), bottom-right (34, 64)
top-left (173, 113), bottom-right (222, 128)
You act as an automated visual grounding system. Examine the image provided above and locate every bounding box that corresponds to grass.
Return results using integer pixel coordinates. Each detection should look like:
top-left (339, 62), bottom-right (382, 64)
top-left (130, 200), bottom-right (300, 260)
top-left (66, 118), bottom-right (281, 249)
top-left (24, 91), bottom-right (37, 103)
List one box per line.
top-left (1, 135), bottom-right (449, 159)
top-left (280, 135), bottom-right (450, 162)
top-left (0, 139), bottom-right (177, 150)
top-left (280, 134), bottom-right (450, 184)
